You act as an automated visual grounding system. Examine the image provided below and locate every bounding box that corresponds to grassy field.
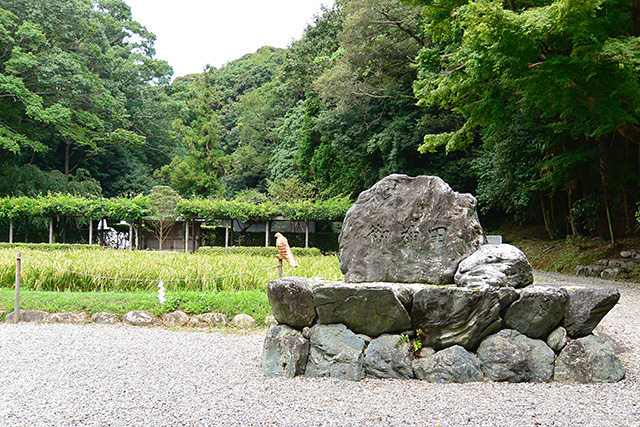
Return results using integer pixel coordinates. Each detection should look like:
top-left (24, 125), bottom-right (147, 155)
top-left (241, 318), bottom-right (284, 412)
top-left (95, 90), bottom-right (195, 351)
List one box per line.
top-left (0, 247), bottom-right (343, 292)
top-left (0, 246), bottom-right (342, 325)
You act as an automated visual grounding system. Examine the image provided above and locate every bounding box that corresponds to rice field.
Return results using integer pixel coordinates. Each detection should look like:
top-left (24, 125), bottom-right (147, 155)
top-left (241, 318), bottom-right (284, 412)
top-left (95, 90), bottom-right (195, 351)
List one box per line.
top-left (0, 247), bottom-right (343, 293)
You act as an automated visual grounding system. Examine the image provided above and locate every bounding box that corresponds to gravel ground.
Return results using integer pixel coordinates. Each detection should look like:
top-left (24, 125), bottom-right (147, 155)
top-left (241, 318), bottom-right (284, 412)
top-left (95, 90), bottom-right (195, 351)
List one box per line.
top-left (1, 272), bottom-right (639, 427)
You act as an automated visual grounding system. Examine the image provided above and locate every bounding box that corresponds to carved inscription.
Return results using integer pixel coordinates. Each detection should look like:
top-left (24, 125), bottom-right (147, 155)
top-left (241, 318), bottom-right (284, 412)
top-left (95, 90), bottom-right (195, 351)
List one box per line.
top-left (400, 222), bottom-right (420, 246)
top-left (367, 223), bottom-right (389, 245)
top-left (429, 227), bottom-right (447, 249)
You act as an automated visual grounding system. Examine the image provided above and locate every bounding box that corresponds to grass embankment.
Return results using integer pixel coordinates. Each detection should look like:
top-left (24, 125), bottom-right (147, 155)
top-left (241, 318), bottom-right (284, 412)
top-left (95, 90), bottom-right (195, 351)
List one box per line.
top-left (499, 226), bottom-right (640, 282)
top-left (0, 246), bottom-right (343, 325)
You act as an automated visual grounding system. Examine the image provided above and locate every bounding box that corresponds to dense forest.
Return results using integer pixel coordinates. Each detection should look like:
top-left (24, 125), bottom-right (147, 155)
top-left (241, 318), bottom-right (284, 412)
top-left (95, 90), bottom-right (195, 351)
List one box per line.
top-left (1, 0), bottom-right (639, 241)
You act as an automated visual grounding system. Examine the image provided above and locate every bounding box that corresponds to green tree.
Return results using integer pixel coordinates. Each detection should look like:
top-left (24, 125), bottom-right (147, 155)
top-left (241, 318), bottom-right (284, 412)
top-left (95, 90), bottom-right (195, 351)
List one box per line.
top-left (409, 0), bottom-right (640, 241)
top-left (0, 0), bottom-right (174, 195)
top-left (145, 185), bottom-right (181, 251)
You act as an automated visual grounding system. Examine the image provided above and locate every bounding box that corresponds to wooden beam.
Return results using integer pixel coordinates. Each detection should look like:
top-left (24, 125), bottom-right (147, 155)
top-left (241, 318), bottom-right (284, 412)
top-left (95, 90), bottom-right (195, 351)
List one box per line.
top-left (185, 220), bottom-right (190, 253)
top-left (305, 221), bottom-right (309, 248)
top-left (265, 220), bottom-right (270, 247)
top-left (49, 217), bottom-right (54, 244)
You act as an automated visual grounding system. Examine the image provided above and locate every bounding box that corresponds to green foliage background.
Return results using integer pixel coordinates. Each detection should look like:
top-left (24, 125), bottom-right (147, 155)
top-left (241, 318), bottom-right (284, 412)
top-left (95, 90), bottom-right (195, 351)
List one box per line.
top-left (1, 0), bottom-right (639, 241)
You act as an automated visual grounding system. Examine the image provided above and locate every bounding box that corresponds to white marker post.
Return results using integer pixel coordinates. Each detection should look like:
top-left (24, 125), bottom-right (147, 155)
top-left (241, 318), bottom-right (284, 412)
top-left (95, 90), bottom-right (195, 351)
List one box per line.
top-left (14, 252), bottom-right (21, 324)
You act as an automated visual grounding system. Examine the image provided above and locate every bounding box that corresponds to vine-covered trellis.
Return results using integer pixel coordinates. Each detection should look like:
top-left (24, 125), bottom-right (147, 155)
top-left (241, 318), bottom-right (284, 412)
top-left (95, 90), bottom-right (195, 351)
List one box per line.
top-left (0, 195), bottom-right (353, 250)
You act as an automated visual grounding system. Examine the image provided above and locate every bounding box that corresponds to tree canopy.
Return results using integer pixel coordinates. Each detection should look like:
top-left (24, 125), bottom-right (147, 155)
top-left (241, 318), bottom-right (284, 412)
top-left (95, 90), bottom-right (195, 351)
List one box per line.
top-left (1, 0), bottom-right (639, 242)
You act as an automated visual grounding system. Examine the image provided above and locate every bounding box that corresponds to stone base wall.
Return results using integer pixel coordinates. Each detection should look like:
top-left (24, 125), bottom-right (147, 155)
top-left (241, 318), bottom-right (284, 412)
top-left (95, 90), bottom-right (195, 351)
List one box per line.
top-left (262, 278), bottom-right (625, 383)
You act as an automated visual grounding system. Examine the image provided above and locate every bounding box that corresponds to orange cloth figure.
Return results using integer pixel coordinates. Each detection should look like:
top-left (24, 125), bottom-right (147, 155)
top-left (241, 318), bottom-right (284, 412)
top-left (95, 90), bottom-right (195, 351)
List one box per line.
top-left (275, 232), bottom-right (299, 267)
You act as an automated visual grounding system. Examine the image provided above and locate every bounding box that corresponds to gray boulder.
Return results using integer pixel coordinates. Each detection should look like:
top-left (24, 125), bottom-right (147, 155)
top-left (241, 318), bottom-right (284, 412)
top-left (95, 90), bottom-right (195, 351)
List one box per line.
top-left (563, 287), bottom-right (620, 338)
top-left (498, 287), bottom-right (520, 317)
top-left (44, 312), bottom-right (88, 324)
top-left (262, 324), bottom-right (309, 378)
top-left (411, 286), bottom-right (502, 350)
top-left (305, 324), bottom-right (366, 381)
top-left (231, 314), bottom-right (255, 328)
top-left (504, 286), bottom-right (567, 339)
top-left (91, 312), bottom-right (120, 324)
top-left (5, 310), bottom-right (48, 323)
top-left (123, 310), bottom-right (158, 326)
top-left (454, 244), bottom-right (533, 289)
top-left (547, 326), bottom-right (568, 353)
top-left (190, 312), bottom-right (227, 328)
top-left (314, 283), bottom-right (412, 337)
top-left (477, 329), bottom-right (555, 382)
top-left (339, 174), bottom-right (486, 284)
top-left (267, 277), bottom-right (318, 328)
top-left (413, 345), bottom-right (484, 383)
top-left (554, 335), bottom-right (625, 383)
top-left (363, 334), bottom-right (414, 379)
top-left (162, 310), bottom-right (190, 327)
top-left (601, 268), bottom-right (622, 280)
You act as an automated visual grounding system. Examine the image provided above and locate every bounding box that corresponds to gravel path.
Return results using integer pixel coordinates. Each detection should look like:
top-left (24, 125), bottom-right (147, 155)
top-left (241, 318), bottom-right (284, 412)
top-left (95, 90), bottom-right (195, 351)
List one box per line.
top-left (1, 272), bottom-right (639, 426)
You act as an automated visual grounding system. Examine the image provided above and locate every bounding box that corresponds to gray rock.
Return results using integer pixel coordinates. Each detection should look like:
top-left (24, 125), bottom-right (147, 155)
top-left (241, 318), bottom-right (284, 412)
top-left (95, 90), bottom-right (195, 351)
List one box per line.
top-left (363, 334), bottom-right (414, 379)
top-left (600, 268), bottom-right (622, 280)
top-left (411, 286), bottom-right (502, 350)
top-left (314, 283), bottom-right (412, 337)
top-left (547, 326), bottom-right (568, 353)
top-left (620, 250), bottom-right (640, 259)
top-left (5, 310), bottom-right (48, 323)
top-left (554, 335), bottom-right (625, 383)
top-left (563, 287), bottom-right (620, 338)
top-left (190, 312), bottom-right (228, 328)
top-left (413, 345), bottom-right (484, 383)
top-left (267, 277), bottom-right (317, 328)
top-left (91, 312), bottom-right (120, 324)
top-left (162, 310), bottom-right (190, 327)
top-left (44, 312), bottom-right (87, 324)
top-left (305, 324), bottom-right (366, 381)
top-left (596, 258), bottom-right (638, 268)
top-left (477, 329), bottom-right (555, 383)
top-left (339, 174), bottom-right (486, 284)
top-left (264, 315), bottom-right (277, 325)
top-left (454, 244), bottom-right (533, 289)
top-left (262, 324), bottom-right (309, 378)
top-left (498, 287), bottom-right (520, 317)
top-left (231, 314), bottom-right (255, 328)
top-left (123, 310), bottom-right (159, 326)
top-left (575, 265), bottom-right (607, 277)
top-left (504, 286), bottom-right (567, 339)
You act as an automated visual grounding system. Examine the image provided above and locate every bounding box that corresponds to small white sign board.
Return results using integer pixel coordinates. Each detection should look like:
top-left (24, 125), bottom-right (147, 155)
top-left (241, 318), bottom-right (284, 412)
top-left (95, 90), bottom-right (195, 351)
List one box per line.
top-left (486, 235), bottom-right (503, 245)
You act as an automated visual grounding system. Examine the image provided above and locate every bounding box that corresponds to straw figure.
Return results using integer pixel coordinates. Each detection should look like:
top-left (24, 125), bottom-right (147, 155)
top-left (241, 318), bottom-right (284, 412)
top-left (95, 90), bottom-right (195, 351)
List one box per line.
top-left (275, 232), bottom-right (299, 268)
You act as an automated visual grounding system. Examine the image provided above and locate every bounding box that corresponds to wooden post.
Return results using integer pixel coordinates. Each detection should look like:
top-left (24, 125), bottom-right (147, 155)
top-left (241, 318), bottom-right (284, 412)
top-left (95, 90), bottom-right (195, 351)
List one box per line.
top-left (305, 221), bottom-right (309, 248)
top-left (265, 220), bottom-right (270, 247)
top-left (49, 217), bottom-right (54, 244)
top-left (89, 219), bottom-right (93, 245)
top-left (14, 252), bottom-right (21, 324)
top-left (185, 220), bottom-right (190, 253)
top-left (129, 223), bottom-right (134, 250)
top-left (192, 220), bottom-right (197, 252)
top-left (9, 218), bottom-right (13, 243)
top-left (225, 219), bottom-right (229, 248)
top-left (278, 258), bottom-right (283, 279)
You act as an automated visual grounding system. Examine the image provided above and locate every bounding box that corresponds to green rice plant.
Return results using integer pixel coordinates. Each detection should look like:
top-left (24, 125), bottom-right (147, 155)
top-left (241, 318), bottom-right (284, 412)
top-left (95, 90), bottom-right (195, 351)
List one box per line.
top-left (0, 246), bottom-right (343, 293)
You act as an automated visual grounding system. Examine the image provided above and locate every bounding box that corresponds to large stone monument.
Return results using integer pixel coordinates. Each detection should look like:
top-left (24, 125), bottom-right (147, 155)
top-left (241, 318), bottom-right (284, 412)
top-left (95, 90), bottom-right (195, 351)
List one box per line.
top-left (339, 174), bottom-right (486, 284)
top-left (262, 174), bottom-right (625, 383)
